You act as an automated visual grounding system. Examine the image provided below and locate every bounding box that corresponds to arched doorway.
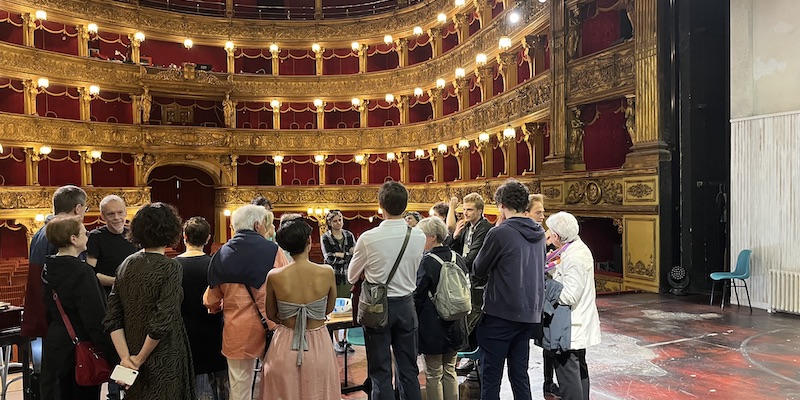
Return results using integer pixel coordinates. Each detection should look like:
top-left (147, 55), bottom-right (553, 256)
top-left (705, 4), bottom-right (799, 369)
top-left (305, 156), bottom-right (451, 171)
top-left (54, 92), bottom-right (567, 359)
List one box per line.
top-left (147, 165), bottom-right (216, 253)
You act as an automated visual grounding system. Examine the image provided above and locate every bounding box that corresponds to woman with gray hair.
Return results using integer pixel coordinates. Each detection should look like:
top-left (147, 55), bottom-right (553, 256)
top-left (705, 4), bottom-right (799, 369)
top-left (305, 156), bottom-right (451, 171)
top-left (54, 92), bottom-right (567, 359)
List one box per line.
top-left (544, 211), bottom-right (601, 400)
top-left (414, 217), bottom-right (468, 400)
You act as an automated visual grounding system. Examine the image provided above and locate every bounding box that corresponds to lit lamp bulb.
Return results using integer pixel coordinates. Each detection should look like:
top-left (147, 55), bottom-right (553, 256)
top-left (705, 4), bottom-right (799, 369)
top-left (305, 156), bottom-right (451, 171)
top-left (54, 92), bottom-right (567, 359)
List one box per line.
top-left (378, 207), bottom-right (383, 215)
top-left (415, 149), bottom-right (425, 158)
top-left (413, 26), bottom-right (423, 36)
top-left (436, 78), bottom-right (446, 89)
top-left (314, 154), bottom-right (325, 163)
top-left (478, 132), bottom-right (490, 142)
top-left (499, 37), bottom-right (512, 50)
top-left (437, 143), bottom-right (448, 154)
top-left (315, 208), bottom-right (323, 215)
top-left (133, 31), bottom-right (145, 42)
top-left (385, 93), bottom-right (394, 103)
top-left (224, 41), bottom-right (235, 51)
top-left (455, 0), bottom-right (465, 5)
top-left (37, 77), bottom-right (49, 88)
top-left (89, 85), bottom-right (100, 95)
top-left (384, 35), bottom-right (393, 44)
top-left (503, 125), bottom-right (516, 139)
top-left (509, 12), bottom-right (520, 23)
top-left (455, 68), bottom-right (465, 78)
top-left (90, 150), bottom-right (102, 159)
top-left (458, 138), bottom-right (470, 149)
top-left (87, 23), bottom-right (98, 34)
top-left (270, 99), bottom-right (281, 108)
top-left (269, 43), bottom-right (279, 53)
top-left (35, 214), bottom-right (45, 222)
top-left (273, 155), bottom-right (284, 164)
top-left (351, 41), bottom-right (360, 51)
top-left (183, 39), bottom-right (193, 49)
top-left (386, 152), bottom-right (396, 161)
top-left (476, 53), bottom-right (487, 66)
top-left (313, 98), bottom-right (324, 108)
top-left (437, 13), bottom-right (447, 23)
top-left (355, 154), bottom-right (365, 164)
top-left (35, 10), bottom-right (47, 20)
top-left (414, 87), bottom-right (423, 97)
top-left (311, 43), bottom-right (321, 53)
top-left (307, 207), bottom-right (314, 215)
top-left (39, 145), bottom-right (52, 155)
top-left (323, 208), bottom-right (330, 215)
top-left (351, 98), bottom-right (362, 106)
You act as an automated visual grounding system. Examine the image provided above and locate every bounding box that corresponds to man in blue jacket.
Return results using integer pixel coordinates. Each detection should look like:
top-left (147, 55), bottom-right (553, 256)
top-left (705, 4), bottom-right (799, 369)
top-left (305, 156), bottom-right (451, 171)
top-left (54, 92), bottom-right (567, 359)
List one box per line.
top-left (474, 179), bottom-right (546, 400)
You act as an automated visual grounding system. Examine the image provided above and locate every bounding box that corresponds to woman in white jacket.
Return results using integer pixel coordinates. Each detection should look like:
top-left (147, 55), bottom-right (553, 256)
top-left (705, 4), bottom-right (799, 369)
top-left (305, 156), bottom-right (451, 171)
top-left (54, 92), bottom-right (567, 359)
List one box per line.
top-left (546, 211), bottom-right (601, 400)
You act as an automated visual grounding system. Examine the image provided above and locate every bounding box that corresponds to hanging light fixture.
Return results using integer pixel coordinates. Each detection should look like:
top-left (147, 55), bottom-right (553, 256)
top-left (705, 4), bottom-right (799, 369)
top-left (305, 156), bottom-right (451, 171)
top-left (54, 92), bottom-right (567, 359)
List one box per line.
top-left (351, 98), bottom-right (362, 106)
top-left (503, 125), bottom-right (516, 140)
top-left (90, 150), bottom-right (102, 159)
top-left (437, 143), bottom-right (448, 154)
top-left (415, 149), bottom-right (425, 157)
top-left (383, 35), bottom-right (393, 44)
top-left (458, 138), bottom-right (470, 149)
top-left (437, 13), bottom-right (447, 23)
top-left (313, 98), bottom-right (324, 108)
top-left (89, 85), bottom-right (100, 96)
top-left (499, 37), bottom-right (512, 50)
top-left (455, 68), bottom-right (465, 78)
top-left (39, 145), bottom-right (52, 155)
top-left (37, 77), bottom-right (49, 88)
top-left (413, 26), bottom-right (423, 36)
top-left (436, 78), bottom-right (446, 88)
top-left (311, 43), bottom-right (321, 53)
top-left (476, 53), bottom-right (487, 66)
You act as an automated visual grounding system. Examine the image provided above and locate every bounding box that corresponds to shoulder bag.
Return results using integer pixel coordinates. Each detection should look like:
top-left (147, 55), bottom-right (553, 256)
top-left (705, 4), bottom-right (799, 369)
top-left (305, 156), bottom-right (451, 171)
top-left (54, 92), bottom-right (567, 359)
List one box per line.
top-left (244, 285), bottom-right (274, 351)
top-left (357, 226), bottom-right (412, 329)
top-left (52, 290), bottom-right (111, 386)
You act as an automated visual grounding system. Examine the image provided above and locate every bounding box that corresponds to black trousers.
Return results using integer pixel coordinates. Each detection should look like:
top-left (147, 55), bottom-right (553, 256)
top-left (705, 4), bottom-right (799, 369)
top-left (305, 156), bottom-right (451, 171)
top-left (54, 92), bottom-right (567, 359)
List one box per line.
top-left (476, 314), bottom-right (535, 400)
top-left (552, 349), bottom-right (589, 400)
top-left (363, 295), bottom-right (421, 400)
top-left (543, 348), bottom-right (557, 393)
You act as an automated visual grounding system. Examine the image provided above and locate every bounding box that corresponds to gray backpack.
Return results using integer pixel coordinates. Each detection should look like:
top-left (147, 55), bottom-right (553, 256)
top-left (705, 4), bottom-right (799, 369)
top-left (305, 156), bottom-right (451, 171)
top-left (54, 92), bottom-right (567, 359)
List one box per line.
top-left (428, 251), bottom-right (471, 321)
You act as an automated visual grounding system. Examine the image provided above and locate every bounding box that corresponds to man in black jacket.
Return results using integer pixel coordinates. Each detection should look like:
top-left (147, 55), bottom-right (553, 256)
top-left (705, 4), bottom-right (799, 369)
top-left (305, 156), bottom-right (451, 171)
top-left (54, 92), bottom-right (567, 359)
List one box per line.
top-left (474, 179), bottom-right (546, 400)
top-left (446, 192), bottom-right (493, 377)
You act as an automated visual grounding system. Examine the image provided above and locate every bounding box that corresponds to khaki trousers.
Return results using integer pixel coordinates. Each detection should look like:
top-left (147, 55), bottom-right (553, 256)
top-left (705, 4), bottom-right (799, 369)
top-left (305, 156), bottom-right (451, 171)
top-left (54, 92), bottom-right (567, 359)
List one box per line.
top-left (424, 351), bottom-right (459, 400)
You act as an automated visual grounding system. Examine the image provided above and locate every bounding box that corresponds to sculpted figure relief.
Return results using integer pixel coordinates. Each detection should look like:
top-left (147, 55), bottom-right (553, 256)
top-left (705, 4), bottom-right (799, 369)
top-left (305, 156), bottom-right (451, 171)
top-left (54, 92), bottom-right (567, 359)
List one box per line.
top-left (223, 93), bottom-right (236, 128)
top-left (569, 107), bottom-right (585, 164)
top-left (625, 97), bottom-right (636, 141)
top-left (140, 86), bottom-right (152, 125)
top-left (566, 7), bottom-right (582, 60)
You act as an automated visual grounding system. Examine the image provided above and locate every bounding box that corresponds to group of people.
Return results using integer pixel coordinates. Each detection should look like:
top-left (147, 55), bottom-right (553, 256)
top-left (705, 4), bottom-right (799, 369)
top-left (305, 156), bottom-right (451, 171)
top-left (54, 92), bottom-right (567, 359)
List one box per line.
top-left (21, 177), bottom-right (600, 400)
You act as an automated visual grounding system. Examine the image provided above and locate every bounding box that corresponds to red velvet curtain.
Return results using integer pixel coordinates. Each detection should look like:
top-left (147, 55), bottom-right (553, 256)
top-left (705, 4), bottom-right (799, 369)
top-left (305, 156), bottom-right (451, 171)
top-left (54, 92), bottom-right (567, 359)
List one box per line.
top-left (493, 69), bottom-right (504, 96)
top-left (366, 48), bottom-right (398, 72)
top-left (469, 150), bottom-right (481, 179)
top-left (38, 86), bottom-right (80, 120)
top-left (0, 80), bottom-right (24, 113)
top-left (408, 38), bottom-right (431, 66)
top-left (582, 7), bottom-right (622, 57)
top-left (0, 146), bottom-right (26, 185)
top-left (0, 12), bottom-right (24, 45)
top-left (237, 102), bottom-right (272, 129)
top-left (368, 155), bottom-right (399, 184)
top-left (442, 24), bottom-right (458, 54)
top-left (469, 13), bottom-right (481, 35)
top-left (491, 1), bottom-right (504, 18)
top-left (90, 92), bottom-right (133, 123)
top-left (325, 108), bottom-right (359, 129)
top-left (140, 38), bottom-right (194, 68)
top-left (408, 156), bottom-right (433, 183)
top-left (0, 222), bottom-right (28, 258)
top-left (322, 49), bottom-right (358, 75)
top-left (283, 156), bottom-right (318, 185)
top-left (491, 146), bottom-right (504, 177)
top-left (93, 31), bottom-right (130, 62)
top-left (516, 139), bottom-right (531, 175)
top-left (409, 100), bottom-right (432, 123)
top-left (279, 50), bottom-right (315, 75)
top-left (367, 103), bottom-right (399, 127)
top-left (148, 165), bottom-right (216, 250)
top-left (281, 103), bottom-right (315, 129)
top-left (323, 156), bottom-right (361, 185)
top-left (518, 50), bottom-right (531, 84)
top-left (38, 21), bottom-right (78, 55)
top-left (236, 155), bottom-right (267, 185)
top-left (582, 98), bottom-right (631, 170)
top-left (469, 82), bottom-right (481, 107)
top-left (443, 96), bottom-right (458, 116)
top-left (443, 154), bottom-right (459, 182)
top-left (185, 43), bottom-right (227, 72)
top-left (91, 152), bottom-right (135, 187)
top-left (38, 150), bottom-right (81, 186)
top-left (235, 49), bottom-right (272, 74)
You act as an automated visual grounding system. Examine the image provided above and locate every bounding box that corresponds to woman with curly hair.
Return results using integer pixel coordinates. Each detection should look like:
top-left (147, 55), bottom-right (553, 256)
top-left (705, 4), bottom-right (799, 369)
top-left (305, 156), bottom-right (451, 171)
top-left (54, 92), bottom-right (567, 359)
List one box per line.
top-left (103, 202), bottom-right (196, 399)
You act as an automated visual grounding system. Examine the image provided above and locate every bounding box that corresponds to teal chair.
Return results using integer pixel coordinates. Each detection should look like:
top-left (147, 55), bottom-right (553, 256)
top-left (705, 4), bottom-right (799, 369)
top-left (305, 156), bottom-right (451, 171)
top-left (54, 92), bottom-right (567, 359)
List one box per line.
top-left (342, 327), bottom-right (366, 391)
top-left (456, 347), bottom-right (482, 385)
top-left (710, 249), bottom-right (752, 312)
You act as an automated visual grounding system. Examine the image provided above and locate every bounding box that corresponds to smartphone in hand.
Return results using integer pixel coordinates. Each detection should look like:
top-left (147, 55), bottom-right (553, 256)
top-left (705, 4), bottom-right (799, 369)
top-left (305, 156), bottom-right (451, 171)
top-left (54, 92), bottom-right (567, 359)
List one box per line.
top-left (110, 365), bottom-right (139, 386)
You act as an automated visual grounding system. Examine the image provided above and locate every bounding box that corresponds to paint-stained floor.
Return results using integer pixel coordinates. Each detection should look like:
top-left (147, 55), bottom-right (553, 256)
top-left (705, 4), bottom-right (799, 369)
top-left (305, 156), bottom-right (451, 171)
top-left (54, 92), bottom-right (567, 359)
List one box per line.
top-left (3, 293), bottom-right (799, 399)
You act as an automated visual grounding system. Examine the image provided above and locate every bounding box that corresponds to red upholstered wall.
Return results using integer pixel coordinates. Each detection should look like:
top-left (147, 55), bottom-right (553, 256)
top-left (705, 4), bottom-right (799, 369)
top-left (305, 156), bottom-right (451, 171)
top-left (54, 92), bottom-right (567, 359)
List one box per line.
top-left (91, 152), bottom-right (135, 187)
top-left (491, 146), bottom-right (504, 177)
top-left (366, 46), bottom-right (398, 72)
top-left (516, 138), bottom-right (531, 175)
top-left (91, 92), bottom-right (133, 123)
top-left (469, 82), bottom-right (481, 106)
top-left (517, 51), bottom-right (531, 84)
top-left (92, 31), bottom-right (130, 62)
top-left (0, 13), bottom-right (24, 45)
top-left (283, 156), bottom-right (319, 185)
top-left (0, 222), bottom-right (28, 258)
top-left (367, 103), bottom-right (399, 127)
top-left (37, 21), bottom-right (78, 55)
top-left (409, 156), bottom-right (433, 183)
top-left (368, 155), bottom-right (400, 184)
top-left (442, 26), bottom-right (458, 54)
top-left (582, 7), bottom-right (622, 57)
top-left (443, 154), bottom-right (459, 182)
top-left (38, 150), bottom-right (81, 186)
top-left (281, 103), bottom-right (315, 129)
top-left (443, 95), bottom-right (458, 116)
top-left (408, 37), bottom-right (431, 66)
top-left (0, 146), bottom-right (26, 185)
top-left (235, 49), bottom-right (272, 74)
top-left (322, 49), bottom-right (358, 75)
top-left (237, 156), bottom-right (267, 185)
top-left (469, 13), bottom-right (481, 35)
top-left (491, 1), bottom-right (504, 18)
top-left (324, 102), bottom-right (359, 128)
top-left (279, 50), bottom-right (315, 75)
top-left (493, 69), bottom-right (504, 96)
top-left (38, 86), bottom-right (80, 120)
top-left (0, 80), bottom-right (24, 114)
top-left (140, 38), bottom-right (190, 67)
top-left (324, 157), bottom-right (361, 185)
top-left (185, 43), bottom-right (227, 72)
top-left (237, 102), bottom-right (273, 129)
top-left (582, 98), bottom-right (631, 170)
top-left (409, 98), bottom-right (433, 123)
top-left (469, 150), bottom-right (481, 179)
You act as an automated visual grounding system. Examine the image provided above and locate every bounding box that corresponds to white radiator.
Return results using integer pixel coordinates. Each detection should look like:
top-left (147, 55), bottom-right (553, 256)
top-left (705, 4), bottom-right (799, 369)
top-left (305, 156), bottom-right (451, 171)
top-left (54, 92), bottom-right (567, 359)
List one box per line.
top-left (769, 270), bottom-right (800, 314)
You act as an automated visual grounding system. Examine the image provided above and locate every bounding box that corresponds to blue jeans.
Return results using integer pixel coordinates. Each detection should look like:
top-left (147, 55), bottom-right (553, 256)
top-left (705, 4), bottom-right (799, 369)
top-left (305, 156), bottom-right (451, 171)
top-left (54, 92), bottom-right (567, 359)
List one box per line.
top-left (477, 314), bottom-right (536, 400)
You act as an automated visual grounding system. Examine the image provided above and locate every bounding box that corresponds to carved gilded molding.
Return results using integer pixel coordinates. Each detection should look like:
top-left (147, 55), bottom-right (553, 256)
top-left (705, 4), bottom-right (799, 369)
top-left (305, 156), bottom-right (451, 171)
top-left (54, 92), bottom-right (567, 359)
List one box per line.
top-left (0, 2), bottom-right (548, 100)
top-left (0, 73), bottom-right (551, 153)
top-left (0, 187), bottom-right (150, 210)
top-left (564, 179), bottom-right (623, 206)
top-left (623, 215), bottom-right (659, 290)
top-left (567, 41), bottom-right (635, 106)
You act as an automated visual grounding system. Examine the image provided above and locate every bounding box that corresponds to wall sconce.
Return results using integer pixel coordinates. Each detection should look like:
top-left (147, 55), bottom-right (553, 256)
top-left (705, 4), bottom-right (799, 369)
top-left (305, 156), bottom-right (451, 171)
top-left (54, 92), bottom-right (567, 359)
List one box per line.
top-left (307, 207), bottom-right (330, 221)
top-left (351, 41), bottom-right (360, 50)
top-left (269, 43), bottom-right (279, 53)
top-left (223, 209), bottom-right (232, 217)
top-left (436, 143), bottom-right (448, 155)
top-left (351, 98), bottom-right (362, 107)
top-left (89, 150), bottom-right (102, 159)
top-left (383, 35), bottom-right (393, 44)
top-left (478, 132), bottom-right (490, 143)
top-left (35, 10), bottom-right (47, 20)
top-left (455, 68), bottom-right (465, 78)
top-left (273, 155), bottom-right (284, 165)
top-left (270, 99), bottom-right (281, 109)
top-left (35, 213), bottom-right (45, 222)
top-left (414, 87), bottom-right (423, 97)
top-left (501, 125), bottom-right (517, 144)
top-left (414, 149), bottom-right (425, 158)
top-left (355, 154), bottom-right (366, 164)
top-left (476, 53), bottom-right (487, 66)
top-left (311, 43), bottom-right (322, 53)
top-left (39, 145), bottom-right (52, 155)
top-left (413, 26), bottom-right (423, 36)
top-left (499, 37), bottom-right (512, 50)
top-left (455, 0), bottom-right (465, 6)
top-left (37, 77), bottom-right (49, 89)
top-left (89, 85), bottom-right (100, 96)
top-left (314, 154), bottom-right (325, 165)
top-left (458, 138), bottom-right (470, 149)
top-left (313, 98), bottom-right (324, 109)
top-left (87, 23), bottom-right (98, 34)
top-left (183, 38), bottom-right (193, 49)
top-left (436, 78), bottom-right (446, 89)
top-left (386, 152), bottom-right (396, 161)
top-left (437, 13), bottom-right (447, 23)
top-left (385, 93), bottom-right (395, 103)
top-left (133, 31), bottom-right (145, 43)
top-left (224, 41), bottom-right (235, 51)
top-left (508, 11), bottom-right (520, 24)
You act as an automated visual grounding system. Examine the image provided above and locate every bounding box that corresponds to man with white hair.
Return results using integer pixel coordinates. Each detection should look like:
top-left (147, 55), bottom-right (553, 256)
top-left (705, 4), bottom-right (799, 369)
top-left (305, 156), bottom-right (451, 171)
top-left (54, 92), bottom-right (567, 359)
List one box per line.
top-left (544, 211), bottom-right (601, 400)
top-left (204, 204), bottom-right (288, 400)
top-left (87, 195), bottom-right (138, 296)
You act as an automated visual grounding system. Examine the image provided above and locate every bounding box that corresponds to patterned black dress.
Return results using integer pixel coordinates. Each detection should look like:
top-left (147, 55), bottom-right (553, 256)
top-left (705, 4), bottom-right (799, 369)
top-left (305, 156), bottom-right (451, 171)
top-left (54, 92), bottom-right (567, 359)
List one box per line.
top-left (104, 252), bottom-right (196, 399)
